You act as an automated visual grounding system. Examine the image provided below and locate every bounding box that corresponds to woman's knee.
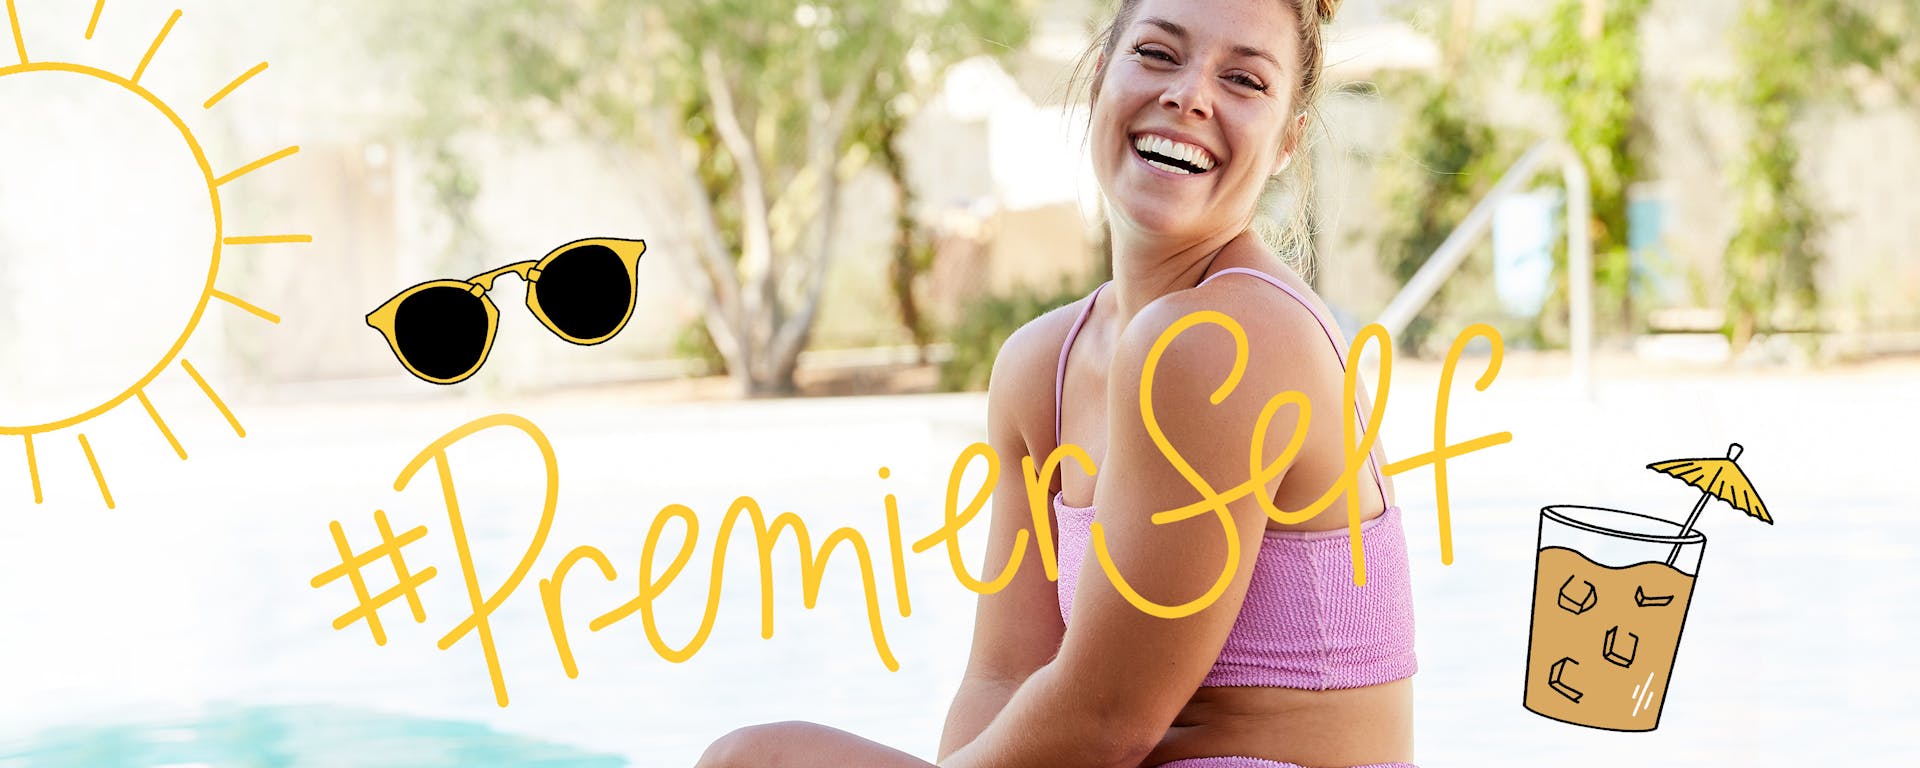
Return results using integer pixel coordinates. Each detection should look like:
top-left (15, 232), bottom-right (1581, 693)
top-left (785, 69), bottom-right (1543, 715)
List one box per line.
top-left (696, 721), bottom-right (813, 768)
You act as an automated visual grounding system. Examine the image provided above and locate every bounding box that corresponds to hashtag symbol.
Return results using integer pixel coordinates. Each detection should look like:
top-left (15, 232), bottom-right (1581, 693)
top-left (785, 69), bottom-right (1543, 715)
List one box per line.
top-left (310, 509), bottom-right (437, 645)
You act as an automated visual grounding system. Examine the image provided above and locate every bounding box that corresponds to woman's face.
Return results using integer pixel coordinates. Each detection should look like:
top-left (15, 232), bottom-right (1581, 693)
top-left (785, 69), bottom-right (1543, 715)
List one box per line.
top-left (1090, 0), bottom-right (1300, 243)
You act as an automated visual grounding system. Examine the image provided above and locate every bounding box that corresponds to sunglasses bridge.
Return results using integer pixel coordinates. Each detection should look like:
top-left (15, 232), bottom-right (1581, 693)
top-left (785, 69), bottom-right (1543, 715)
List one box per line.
top-left (465, 261), bottom-right (543, 295)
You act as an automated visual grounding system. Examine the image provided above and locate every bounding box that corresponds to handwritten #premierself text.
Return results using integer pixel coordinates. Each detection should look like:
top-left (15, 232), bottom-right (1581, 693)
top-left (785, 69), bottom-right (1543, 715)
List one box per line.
top-left (312, 318), bottom-right (1512, 706)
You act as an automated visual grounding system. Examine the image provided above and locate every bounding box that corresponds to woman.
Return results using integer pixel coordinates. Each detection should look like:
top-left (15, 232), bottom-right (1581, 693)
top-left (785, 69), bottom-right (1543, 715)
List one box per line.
top-left (698, 0), bottom-right (1416, 766)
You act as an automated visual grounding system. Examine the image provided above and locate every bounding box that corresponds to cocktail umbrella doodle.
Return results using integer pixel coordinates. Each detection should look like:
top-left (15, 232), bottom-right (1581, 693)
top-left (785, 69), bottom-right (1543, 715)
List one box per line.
top-left (1647, 443), bottom-right (1771, 565)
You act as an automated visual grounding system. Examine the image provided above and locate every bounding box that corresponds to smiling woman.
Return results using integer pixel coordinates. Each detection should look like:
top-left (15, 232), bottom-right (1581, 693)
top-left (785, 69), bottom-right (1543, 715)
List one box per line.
top-left (697, 1), bottom-right (1423, 767)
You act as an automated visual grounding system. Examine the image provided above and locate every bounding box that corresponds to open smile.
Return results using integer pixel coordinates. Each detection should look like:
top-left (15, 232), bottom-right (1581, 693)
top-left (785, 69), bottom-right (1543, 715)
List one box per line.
top-left (1130, 132), bottom-right (1217, 175)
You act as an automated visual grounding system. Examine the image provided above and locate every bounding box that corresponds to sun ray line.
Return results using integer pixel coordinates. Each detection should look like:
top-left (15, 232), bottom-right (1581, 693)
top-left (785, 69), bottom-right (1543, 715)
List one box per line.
top-left (179, 358), bottom-right (245, 438)
top-left (23, 433), bottom-right (42, 504)
top-left (6, 0), bottom-right (26, 64)
top-left (77, 433), bottom-right (115, 510)
top-left (130, 9), bottom-right (182, 86)
top-left (84, 0), bottom-right (105, 40)
top-left (214, 145), bottom-right (299, 188)
top-left (223, 234), bottom-right (313, 246)
top-left (137, 390), bottom-right (189, 460)
top-left (203, 60), bottom-right (267, 109)
top-left (211, 289), bottom-right (282, 324)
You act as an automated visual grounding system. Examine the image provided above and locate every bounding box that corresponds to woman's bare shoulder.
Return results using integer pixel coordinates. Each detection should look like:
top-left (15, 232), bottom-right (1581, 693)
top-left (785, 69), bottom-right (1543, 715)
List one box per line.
top-left (985, 294), bottom-right (1096, 440)
top-left (1117, 271), bottom-right (1343, 382)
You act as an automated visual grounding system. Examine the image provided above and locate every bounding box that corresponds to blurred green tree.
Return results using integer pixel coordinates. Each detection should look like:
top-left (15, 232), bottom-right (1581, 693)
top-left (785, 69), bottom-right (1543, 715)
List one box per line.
top-left (367, 0), bottom-right (1029, 395)
top-left (1721, 0), bottom-right (1918, 353)
top-left (1376, 0), bottom-right (1506, 356)
top-left (846, 6), bottom-right (1029, 366)
top-left (1375, 75), bottom-right (1504, 355)
top-left (1494, 0), bottom-right (1652, 338)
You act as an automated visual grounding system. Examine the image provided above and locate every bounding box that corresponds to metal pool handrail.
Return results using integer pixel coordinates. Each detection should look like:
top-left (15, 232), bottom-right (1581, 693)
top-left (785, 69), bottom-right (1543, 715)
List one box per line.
top-left (1371, 138), bottom-right (1593, 398)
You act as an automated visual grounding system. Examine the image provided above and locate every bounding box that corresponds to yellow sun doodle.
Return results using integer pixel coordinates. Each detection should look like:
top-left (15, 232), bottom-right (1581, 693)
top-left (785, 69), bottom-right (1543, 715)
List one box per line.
top-left (314, 319), bottom-right (1512, 707)
top-left (1, 0), bottom-right (305, 508)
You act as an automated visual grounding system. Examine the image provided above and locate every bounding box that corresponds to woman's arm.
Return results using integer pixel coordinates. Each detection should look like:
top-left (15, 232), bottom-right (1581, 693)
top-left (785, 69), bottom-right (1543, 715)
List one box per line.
top-left (941, 288), bottom-right (1338, 768)
top-left (937, 675), bottom-right (1023, 760)
top-left (936, 309), bottom-right (1078, 760)
top-left (701, 308), bottom-right (1087, 768)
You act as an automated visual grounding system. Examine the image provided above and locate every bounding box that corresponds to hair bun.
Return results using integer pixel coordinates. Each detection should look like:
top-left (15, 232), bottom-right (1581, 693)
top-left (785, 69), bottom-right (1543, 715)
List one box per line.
top-left (1316, 0), bottom-right (1340, 23)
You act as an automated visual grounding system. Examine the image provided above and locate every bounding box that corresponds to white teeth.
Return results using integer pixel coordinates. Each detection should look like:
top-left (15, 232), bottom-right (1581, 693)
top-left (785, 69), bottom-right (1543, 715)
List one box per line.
top-left (1145, 158), bottom-right (1193, 175)
top-left (1131, 134), bottom-right (1216, 172)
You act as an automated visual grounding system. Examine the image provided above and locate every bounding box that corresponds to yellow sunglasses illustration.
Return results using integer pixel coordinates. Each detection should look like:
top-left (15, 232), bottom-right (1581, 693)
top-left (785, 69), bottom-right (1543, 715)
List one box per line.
top-left (367, 237), bottom-right (646, 384)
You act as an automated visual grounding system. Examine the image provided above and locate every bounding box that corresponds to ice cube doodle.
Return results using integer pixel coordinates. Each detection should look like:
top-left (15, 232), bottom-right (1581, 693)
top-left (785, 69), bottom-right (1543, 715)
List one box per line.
top-left (1557, 574), bottom-right (1598, 615)
top-left (1548, 657), bottom-right (1584, 703)
top-left (1603, 625), bottom-right (1639, 668)
top-left (1634, 586), bottom-right (1674, 607)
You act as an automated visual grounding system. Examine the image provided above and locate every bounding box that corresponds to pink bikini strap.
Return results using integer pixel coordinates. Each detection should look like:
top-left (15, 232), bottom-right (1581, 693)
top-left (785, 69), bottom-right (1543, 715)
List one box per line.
top-left (1199, 266), bottom-right (1389, 508)
top-left (1051, 270), bottom-right (1388, 510)
top-left (1054, 281), bottom-right (1110, 447)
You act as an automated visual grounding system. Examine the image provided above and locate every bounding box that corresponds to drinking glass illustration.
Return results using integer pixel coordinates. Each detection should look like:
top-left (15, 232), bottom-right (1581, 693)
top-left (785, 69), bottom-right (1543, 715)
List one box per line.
top-left (1523, 443), bottom-right (1770, 731)
top-left (1524, 504), bottom-right (1704, 731)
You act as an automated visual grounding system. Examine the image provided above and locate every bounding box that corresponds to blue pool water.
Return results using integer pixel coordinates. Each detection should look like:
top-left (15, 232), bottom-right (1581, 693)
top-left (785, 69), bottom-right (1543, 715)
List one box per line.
top-left (0, 704), bottom-right (623, 767)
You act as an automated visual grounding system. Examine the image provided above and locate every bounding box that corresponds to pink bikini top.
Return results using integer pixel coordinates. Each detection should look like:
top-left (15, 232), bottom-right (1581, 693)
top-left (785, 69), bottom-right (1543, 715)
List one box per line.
top-left (1050, 267), bottom-right (1417, 690)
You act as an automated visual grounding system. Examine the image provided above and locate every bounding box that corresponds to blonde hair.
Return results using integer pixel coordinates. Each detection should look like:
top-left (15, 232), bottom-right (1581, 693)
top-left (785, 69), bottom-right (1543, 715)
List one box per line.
top-left (1074, 0), bottom-right (1341, 280)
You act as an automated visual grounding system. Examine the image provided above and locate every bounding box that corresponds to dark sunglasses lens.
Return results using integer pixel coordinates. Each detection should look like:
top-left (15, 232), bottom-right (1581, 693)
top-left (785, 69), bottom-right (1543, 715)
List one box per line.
top-left (394, 286), bottom-right (490, 381)
top-left (534, 244), bottom-right (632, 341)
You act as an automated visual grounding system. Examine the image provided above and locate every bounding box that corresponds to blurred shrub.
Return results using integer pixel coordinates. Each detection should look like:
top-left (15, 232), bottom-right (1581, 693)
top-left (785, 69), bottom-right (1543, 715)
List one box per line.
top-left (1491, 0), bottom-right (1653, 339)
top-left (673, 318), bottom-right (728, 377)
top-left (939, 276), bottom-right (1099, 392)
top-left (1721, 0), bottom-right (1917, 352)
top-left (1373, 73), bottom-right (1509, 356)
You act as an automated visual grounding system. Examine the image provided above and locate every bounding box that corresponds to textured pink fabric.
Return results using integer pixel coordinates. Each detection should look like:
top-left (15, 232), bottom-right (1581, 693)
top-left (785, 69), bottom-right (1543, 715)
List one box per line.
top-left (1153, 758), bottom-right (1418, 768)
top-left (1054, 495), bottom-right (1417, 689)
top-left (1049, 267), bottom-right (1417, 691)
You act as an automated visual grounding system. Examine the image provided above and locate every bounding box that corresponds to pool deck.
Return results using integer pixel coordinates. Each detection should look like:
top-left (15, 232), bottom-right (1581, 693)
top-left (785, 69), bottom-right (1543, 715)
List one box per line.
top-left (1, 353), bottom-right (1914, 766)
